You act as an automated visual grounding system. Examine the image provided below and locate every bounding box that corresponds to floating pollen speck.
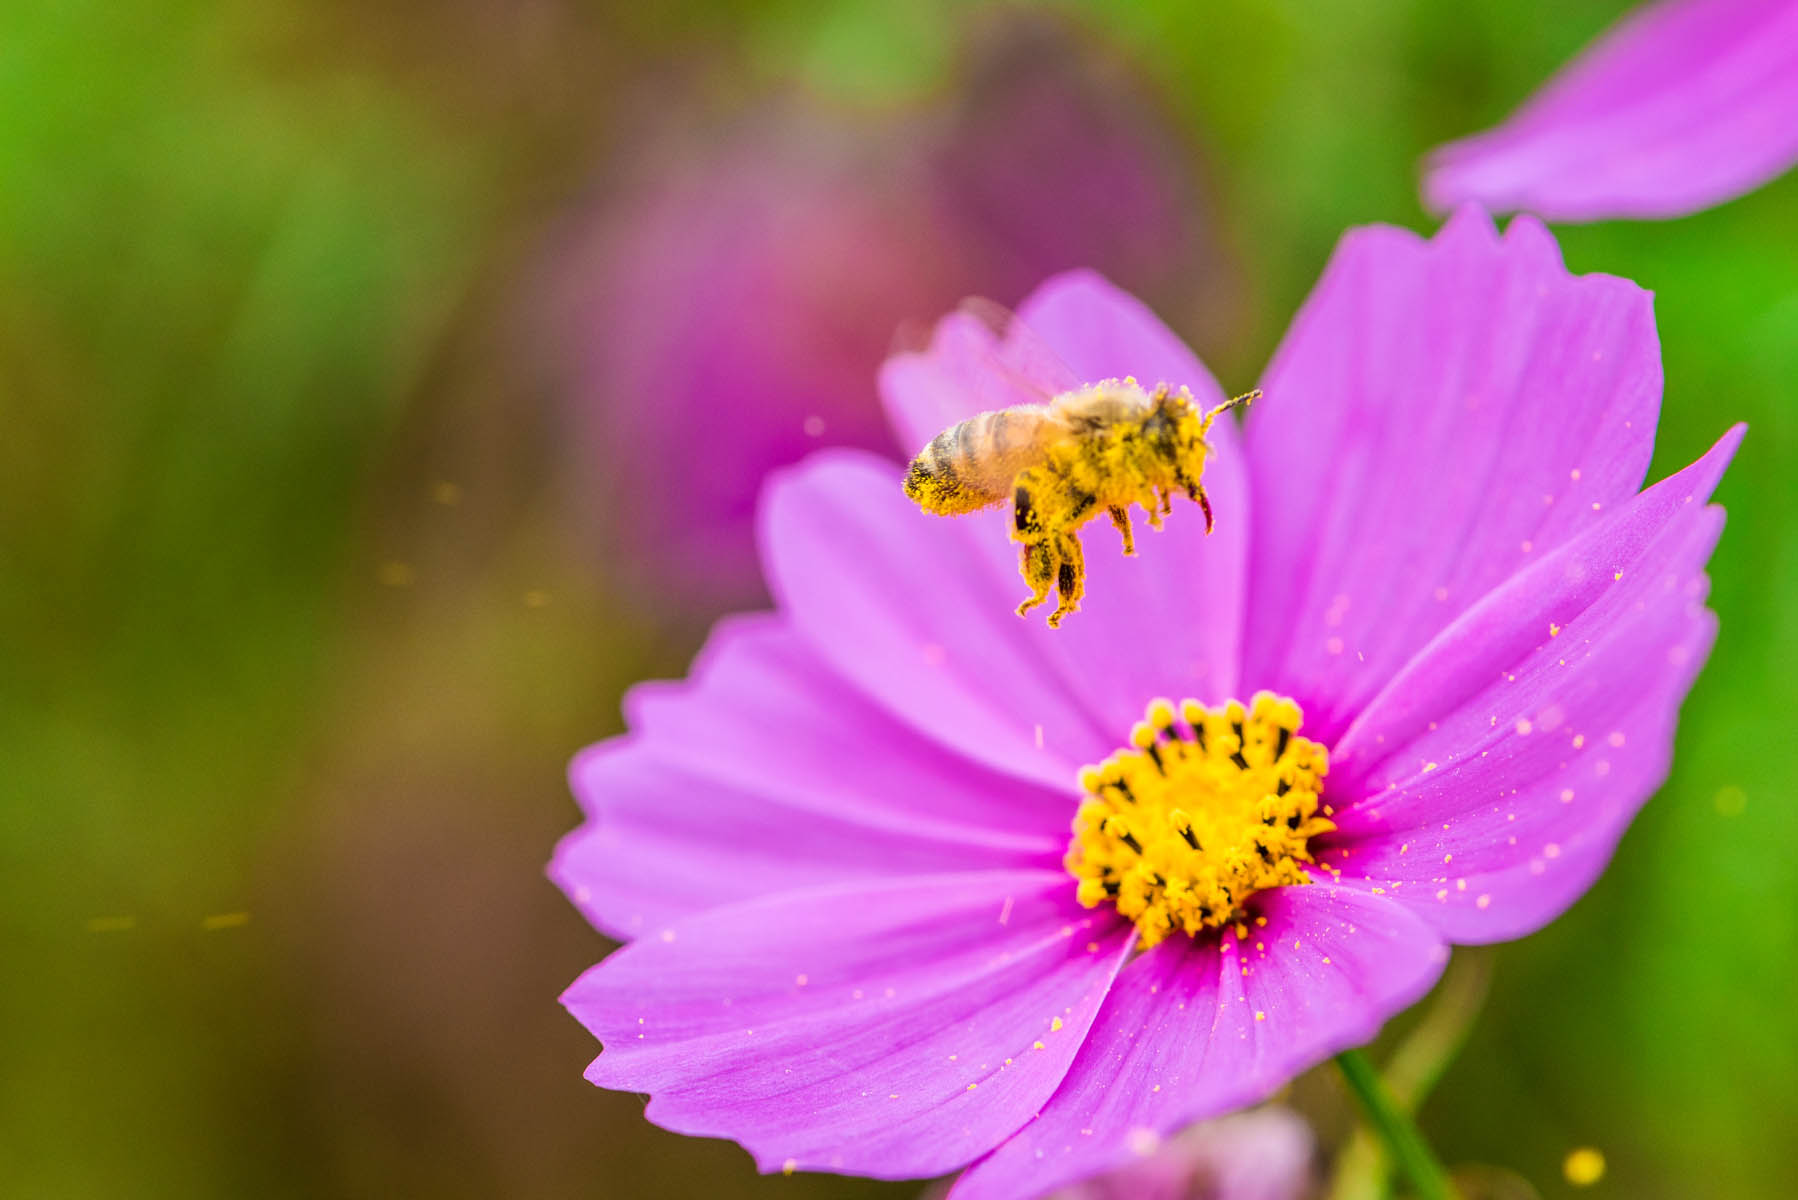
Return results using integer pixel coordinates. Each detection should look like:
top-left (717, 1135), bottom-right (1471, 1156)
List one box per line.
top-left (1563, 1146), bottom-right (1606, 1187)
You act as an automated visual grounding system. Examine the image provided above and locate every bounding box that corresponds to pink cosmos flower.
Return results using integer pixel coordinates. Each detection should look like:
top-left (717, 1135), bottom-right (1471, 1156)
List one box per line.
top-left (1423, 0), bottom-right (1798, 221)
top-left (553, 207), bottom-right (1738, 1198)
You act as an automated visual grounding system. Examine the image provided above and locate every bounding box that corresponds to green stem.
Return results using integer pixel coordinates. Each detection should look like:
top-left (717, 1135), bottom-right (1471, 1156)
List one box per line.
top-left (1333, 1049), bottom-right (1459, 1200)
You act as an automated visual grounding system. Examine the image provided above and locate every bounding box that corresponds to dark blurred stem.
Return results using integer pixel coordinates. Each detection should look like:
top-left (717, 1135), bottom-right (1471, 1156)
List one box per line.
top-left (1329, 951), bottom-right (1492, 1200)
top-left (1333, 1049), bottom-right (1459, 1200)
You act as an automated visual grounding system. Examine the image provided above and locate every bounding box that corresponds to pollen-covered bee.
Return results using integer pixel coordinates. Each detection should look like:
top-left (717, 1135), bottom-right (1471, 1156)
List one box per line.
top-left (902, 307), bottom-right (1253, 628)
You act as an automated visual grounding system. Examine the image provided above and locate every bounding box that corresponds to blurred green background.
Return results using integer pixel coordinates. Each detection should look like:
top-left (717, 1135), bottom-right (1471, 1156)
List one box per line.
top-left (4, 1), bottom-right (1791, 1197)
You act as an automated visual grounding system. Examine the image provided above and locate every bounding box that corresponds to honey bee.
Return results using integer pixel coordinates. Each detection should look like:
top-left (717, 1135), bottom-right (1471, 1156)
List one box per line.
top-left (902, 306), bottom-right (1253, 628)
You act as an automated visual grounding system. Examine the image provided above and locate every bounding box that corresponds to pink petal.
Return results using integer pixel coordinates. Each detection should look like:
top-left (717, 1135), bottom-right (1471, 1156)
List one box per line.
top-left (1424, 0), bottom-right (1798, 222)
top-left (564, 871), bottom-right (1131, 1180)
top-left (1321, 428), bottom-right (1738, 941)
top-left (761, 450), bottom-right (1113, 786)
top-left (551, 630), bottom-right (1065, 937)
top-left (1243, 208), bottom-right (1660, 744)
top-left (951, 886), bottom-right (1444, 1200)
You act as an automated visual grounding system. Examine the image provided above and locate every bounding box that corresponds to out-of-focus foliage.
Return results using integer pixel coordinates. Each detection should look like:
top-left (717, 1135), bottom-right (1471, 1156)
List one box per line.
top-left (2, 0), bottom-right (1791, 1197)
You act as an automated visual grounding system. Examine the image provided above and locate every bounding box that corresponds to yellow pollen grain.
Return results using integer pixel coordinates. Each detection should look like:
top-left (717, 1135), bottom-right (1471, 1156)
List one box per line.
top-left (1050, 1017), bottom-right (1064, 1032)
top-left (1563, 1147), bottom-right (1606, 1186)
top-left (1033, 1040), bottom-right (1045, 1050)
top-left (782, 1159), bottom-right (797, 1176)
top-left (1065, 692), bottom-right (1331, 948)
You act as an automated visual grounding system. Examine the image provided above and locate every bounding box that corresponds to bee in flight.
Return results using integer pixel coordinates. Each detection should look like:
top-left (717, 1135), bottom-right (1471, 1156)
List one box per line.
top-left (901, 303), bottom-right (1255, 628)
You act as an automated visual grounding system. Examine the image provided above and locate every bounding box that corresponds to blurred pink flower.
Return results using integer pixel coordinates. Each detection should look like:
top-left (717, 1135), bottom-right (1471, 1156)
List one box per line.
top-left (1048, 1107), bottom-right (1313, 1200)
top-left (555, 21), bottom-right (1215, 600)
top-left (553, 208), bottom-right (1737, 1197)
top-left (1423, 0), bottom-right (1798, 221)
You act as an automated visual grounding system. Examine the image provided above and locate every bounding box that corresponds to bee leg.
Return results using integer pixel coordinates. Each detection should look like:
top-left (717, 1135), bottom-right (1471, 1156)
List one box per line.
top-left (1145, 489), bottom-right (1166, 532)
top-left (1107, 505), bottom-right (1137, 556)
top-left (1196, 484), bottom-right (1215, 534)
top-left (1012, 480), bottom-right (1040, 539)
top-left (1047, 532), bottom-right (1086, 628)
top-left (1015, 539), bottom-right (1056, 618)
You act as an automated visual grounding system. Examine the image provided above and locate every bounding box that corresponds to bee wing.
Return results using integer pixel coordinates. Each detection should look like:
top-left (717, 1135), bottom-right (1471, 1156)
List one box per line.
top-left (954, 298), bottom-right (1085, 400)
top-left (885, 297), bottom-right (1081, 452)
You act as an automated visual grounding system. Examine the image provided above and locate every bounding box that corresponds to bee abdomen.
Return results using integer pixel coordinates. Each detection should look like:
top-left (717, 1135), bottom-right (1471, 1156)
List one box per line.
top-left (904, 415), bottom-right (992, 513)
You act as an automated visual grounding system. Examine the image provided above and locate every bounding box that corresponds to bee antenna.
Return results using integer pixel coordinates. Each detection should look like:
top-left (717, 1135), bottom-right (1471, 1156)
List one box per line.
top-left (1203, 388), bottom-right (1261, 422)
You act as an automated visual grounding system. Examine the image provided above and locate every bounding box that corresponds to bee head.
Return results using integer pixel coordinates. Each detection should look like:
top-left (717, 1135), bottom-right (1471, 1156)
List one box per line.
top-left (1140, 389), bottom-right (1184, 454)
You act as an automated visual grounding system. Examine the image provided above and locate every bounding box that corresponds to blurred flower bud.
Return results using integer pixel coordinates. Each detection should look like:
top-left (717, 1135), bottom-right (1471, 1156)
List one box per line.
top-left (1050, 1106), bottom-right (1317, 1200)
top-left (549, 13), bottom-right (1218, 605)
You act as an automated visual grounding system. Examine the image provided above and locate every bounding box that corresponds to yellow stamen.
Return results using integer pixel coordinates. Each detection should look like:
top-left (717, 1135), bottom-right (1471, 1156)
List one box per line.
top-left (1065, 692), bottom-right (1332, 947)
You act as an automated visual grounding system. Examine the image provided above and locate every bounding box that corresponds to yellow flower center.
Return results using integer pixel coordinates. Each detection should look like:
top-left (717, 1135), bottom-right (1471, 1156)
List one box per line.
top-left (1066, 692), bottom-right (1334, 947)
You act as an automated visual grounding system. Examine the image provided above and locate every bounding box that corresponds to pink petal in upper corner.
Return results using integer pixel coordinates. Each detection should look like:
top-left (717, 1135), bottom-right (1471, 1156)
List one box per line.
top-left (878, 271), bottom-right (1252, 733)
top-left (1243, 208), bottom-right (1661, 744)
top-left (1322, 427), bottom-right (1739, 943)
top-left (950, 887), bottom-right (1444, 1200)
top-left (564, 871), bottom-right (1131, 1181)
top-left (1424, 0), bottom-right (1798, 222)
